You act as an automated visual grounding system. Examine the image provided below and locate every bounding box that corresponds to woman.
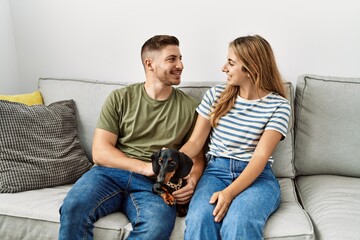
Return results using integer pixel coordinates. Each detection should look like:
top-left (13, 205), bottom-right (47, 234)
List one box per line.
top-left (180, 35), bottom-right (291, 240)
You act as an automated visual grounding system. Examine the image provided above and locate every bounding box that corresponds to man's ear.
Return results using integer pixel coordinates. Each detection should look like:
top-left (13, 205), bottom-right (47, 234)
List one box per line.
top-left (151, 150), bottom-right (161, 175)
top-left (175, 152), bottom-right (194, 178)
top-left (144, 59), bottom-right (154, 71)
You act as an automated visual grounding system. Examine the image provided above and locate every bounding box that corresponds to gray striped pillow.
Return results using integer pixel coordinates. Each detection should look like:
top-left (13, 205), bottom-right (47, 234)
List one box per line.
top-left (0, 100), bottom-right (92, 193)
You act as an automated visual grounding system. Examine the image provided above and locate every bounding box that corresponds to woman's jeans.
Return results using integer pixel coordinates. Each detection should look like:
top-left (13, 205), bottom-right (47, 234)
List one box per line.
top-left (185, 156), bottom-right (281, 240)
top-left (59, 165), bottom-right (176, 240)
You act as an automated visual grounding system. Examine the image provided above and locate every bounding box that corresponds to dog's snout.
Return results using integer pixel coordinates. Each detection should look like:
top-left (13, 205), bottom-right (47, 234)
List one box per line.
top-left (157, 175), bottom-right (165, 183)
top-left (152, 182), bottom-right (163, 194)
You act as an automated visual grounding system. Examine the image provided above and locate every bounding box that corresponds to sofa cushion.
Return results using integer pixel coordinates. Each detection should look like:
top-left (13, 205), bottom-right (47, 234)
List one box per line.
top-left (296, 175), bottom-right (360, 240)
top-left (0, 184), bottom-right (189, 240)
top-left (0, 179), bottom-right (313, 240)
top-left (0, 100), bottom-right (92, 193)
top-left (271, 82), bottom-right (295, 178)
top-left (294, 74), bottom-right (360, 177)
top-left (0, 90), bottom-right (43, 106)
top-left (0, 178), bottom-right (312, 240)
top-left (0, 185), bottom-right (127, 240)
top-left (39, 78), bottom-right (128, 161)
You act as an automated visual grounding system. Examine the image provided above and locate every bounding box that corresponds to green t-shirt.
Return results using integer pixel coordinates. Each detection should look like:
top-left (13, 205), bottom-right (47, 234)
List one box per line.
top-left (96, 83), bottom-right (199, 162)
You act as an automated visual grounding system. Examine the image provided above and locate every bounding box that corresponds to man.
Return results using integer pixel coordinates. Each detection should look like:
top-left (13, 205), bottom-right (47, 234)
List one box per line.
top-left (59, 35), bottom-right (205, 240)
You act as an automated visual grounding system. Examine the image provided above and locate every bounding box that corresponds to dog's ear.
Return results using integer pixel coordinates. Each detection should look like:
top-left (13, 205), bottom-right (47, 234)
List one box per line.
top-left (151, 150), bottom-right (161, 175)
top-left (175, 151), bottom-right (194, 178)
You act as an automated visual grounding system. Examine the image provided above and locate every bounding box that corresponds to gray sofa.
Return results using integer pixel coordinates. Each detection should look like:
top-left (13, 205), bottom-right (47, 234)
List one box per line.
top-left (0, 74), bottom-right (359, 240)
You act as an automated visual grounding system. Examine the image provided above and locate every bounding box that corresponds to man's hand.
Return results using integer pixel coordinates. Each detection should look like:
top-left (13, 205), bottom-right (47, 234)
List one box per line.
top-left (141, 161), bottom-right (155, 177)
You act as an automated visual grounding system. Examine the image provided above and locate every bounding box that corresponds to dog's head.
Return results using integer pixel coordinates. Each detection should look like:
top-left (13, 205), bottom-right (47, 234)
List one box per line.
top-left (151, 148), bottom-right (193, 184)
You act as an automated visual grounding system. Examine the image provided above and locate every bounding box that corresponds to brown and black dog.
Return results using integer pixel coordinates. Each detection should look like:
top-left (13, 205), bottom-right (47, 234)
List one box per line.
top-left (151, 148), bottom-right (193, 217)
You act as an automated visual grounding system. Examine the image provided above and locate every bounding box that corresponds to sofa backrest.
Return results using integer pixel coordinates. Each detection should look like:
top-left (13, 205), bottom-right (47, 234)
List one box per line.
top-left (38, 78), bottom-right (218, 162)
top-left (38, 78), bottom-right (295, 178)
top-left (39, 78), bottom-right (127, 161)
top-left (294, 74), bottom-right (360, 177)
top-left (272, 82), bottom-right (295, 178)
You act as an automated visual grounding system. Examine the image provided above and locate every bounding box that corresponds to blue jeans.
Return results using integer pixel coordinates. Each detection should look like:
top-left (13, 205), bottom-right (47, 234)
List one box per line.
top-left (59, 165), bottom-right (176, 240)
top-left (185, 156), bottom-right (280, 240)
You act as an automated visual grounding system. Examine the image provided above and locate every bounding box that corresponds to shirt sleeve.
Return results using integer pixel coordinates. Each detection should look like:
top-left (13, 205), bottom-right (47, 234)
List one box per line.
top-left (196, 87), bottom-right (217, 120)
top-left (96, 90), bottom-right (121, 135)
top-left (265, 101), bottom-right (291, 139)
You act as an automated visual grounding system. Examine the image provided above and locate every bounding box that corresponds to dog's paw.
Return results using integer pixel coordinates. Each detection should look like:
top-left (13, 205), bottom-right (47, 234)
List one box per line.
top-left (161, 192), bottom-right (176, 205)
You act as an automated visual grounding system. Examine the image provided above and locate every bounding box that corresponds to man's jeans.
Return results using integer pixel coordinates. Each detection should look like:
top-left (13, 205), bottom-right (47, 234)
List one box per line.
top-left (185, 156), bottom-right (281, 240)
top-left (59, 165), bottom-right (176, 240)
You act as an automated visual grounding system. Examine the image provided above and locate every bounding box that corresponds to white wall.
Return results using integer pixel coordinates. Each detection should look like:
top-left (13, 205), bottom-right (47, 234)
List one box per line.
top-left (0, 0), bottom-right (18, 94)
top-left (7, 0), bottom-right (360, 93)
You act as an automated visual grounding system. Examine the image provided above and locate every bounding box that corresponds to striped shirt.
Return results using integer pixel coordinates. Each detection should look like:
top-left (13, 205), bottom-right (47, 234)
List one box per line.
top-left (197, 84), bottom-right (291, 163)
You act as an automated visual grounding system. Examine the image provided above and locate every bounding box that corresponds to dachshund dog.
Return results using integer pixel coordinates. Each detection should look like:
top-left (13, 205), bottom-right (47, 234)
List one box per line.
top-left (151, 148), bottom-right (193, 217)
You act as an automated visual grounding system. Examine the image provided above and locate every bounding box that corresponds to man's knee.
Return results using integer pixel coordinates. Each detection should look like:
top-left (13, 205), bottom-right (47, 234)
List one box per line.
top-left (60, 190), bottom-right (93, 223)
top-left (129, 216), bottom-right (175, 240)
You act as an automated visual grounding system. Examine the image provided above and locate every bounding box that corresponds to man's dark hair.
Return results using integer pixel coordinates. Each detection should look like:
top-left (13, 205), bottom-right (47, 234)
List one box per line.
top-left (141, 35), bottom-right (179, 62)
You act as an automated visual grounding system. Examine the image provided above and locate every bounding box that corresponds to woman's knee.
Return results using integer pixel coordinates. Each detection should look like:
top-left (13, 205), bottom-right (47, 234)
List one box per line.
top-left (186, 202), bottom-right (212, 222)
top-left (185, 201), bottom-right (217, 234)
top-left (222, 215), bottom-right (264, 240)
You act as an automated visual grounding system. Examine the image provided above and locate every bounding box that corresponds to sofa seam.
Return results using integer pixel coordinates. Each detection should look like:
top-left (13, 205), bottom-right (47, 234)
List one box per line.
top-left (304, 75), bottom-right (360, 84)
top-left (39, 77), bottom-right (128, 86)
top-left (294, 76), bottom-right (308, 177)
top-left (293, 178), bottom-right (316, 239)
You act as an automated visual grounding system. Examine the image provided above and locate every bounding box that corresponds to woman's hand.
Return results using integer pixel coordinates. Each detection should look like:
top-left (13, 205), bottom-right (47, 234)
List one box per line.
top-left (209, 188), bottom-right (235, 222)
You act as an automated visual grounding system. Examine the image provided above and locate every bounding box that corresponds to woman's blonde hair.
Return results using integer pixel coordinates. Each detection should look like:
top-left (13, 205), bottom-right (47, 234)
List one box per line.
top-left (210, 35), bottom-right (287, 127)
